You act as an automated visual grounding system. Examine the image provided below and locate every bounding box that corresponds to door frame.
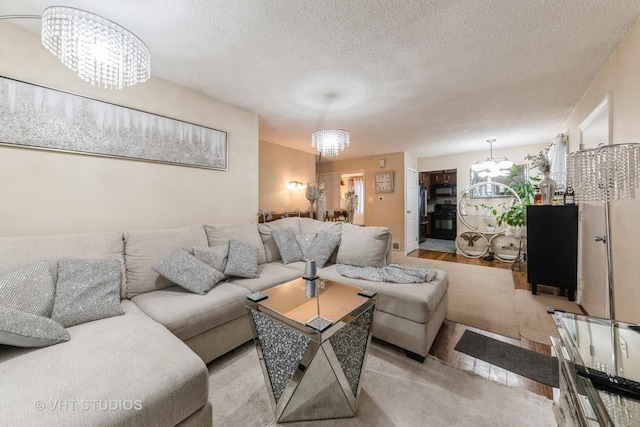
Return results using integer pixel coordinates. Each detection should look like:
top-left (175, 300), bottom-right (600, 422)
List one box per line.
top-left (405, 167), bottom-right (419, 254)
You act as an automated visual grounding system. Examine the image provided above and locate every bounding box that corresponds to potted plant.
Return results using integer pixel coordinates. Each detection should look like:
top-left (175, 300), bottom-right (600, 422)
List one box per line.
top-left (495, 165), bottom-right (538, 237)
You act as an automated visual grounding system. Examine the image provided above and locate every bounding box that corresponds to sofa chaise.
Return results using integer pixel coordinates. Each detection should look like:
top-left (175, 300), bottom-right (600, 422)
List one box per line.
top-left (0, 218), bottom-right (448, 426)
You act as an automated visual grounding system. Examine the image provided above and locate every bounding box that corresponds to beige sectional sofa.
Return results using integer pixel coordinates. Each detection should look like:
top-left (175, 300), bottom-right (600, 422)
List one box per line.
top-left (0, 218), bottom-right (448, 426)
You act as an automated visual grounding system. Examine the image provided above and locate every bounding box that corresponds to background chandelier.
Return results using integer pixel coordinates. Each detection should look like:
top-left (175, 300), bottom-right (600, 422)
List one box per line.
top-left (1, 7), bottom-right (150, 89)
top-left (311, 129), bottom-right (350, 157)
top-left (471, 139), bottom-right (513, 178)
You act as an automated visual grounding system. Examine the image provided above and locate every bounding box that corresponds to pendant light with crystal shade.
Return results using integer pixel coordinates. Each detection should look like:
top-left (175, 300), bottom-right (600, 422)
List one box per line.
top-left (1, 7), bottom-right (150, 90)
top-left (471, 139), bottom-right (513, 178)
top-left (311, 129), bottom-right (350, 157)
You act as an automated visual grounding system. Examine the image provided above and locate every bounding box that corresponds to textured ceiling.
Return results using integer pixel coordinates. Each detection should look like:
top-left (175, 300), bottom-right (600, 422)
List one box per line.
top-left (2, 1), bottom-right (640, 160)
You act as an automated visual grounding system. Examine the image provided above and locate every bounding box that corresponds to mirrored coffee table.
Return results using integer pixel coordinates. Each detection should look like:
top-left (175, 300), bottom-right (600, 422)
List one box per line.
top-left (552, 312), bottom-right (640, 426)
top-left (245, 277), bottom-right (377, 423)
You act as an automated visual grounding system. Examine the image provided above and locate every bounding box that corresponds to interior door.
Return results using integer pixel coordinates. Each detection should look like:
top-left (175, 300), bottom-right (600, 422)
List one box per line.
top-left (579, 203), bottom-right (608, 317)
top-left (577, 94), bottom-right (611, 316)
top-left (406, 168), bottom-right (419, 253)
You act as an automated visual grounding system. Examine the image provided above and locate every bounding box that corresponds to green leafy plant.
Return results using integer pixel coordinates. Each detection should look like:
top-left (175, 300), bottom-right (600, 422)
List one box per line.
top-left (478, 203), bottom-right (497, 216)
top-left (495, 165), bottom-right (538, 227)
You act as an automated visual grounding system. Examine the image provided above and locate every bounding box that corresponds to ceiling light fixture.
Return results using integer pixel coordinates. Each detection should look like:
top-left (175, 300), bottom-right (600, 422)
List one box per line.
top-left (471, 139), bottom-right (513, 178)
top-left (1, 7), bottom-right (150, 89)
top-left (311, 129), bottom-right (350, 157)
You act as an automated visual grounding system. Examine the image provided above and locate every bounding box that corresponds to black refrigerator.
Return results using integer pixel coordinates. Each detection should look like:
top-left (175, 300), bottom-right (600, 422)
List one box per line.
top-left (419, 185), bottom-right (427, 242)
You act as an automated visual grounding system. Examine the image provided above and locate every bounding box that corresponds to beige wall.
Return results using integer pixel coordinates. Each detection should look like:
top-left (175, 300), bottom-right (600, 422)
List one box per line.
top-left (321, 152), bottom-right (406, 251)
top-left (560, 19), bottom-right (640, 323)
top-left (258, 141), bottom-right (317, 212)
top-left (0, 23), bottom-right (258, 236)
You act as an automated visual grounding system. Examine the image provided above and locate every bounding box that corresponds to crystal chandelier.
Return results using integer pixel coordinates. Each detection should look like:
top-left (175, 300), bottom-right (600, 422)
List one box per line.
top-left (311, 129), bottom-right (350, 157)
top-left (40, 7), bottom-right (150, 89)
top-left (471, 139), bottom-right (513, 178)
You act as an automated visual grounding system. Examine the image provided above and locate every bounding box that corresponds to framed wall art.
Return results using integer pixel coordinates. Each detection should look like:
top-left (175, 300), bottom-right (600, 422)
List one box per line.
top-left (0, 76), bottom-right (228, 170)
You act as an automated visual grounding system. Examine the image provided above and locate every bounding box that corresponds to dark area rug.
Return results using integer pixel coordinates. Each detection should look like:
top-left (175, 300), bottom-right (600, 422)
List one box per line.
top-left (454, 330), bottom-right (559, 388)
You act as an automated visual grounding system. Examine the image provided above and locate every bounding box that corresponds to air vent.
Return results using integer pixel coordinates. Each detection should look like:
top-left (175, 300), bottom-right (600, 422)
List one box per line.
top-left (392, 242), bottom-right (400, 250)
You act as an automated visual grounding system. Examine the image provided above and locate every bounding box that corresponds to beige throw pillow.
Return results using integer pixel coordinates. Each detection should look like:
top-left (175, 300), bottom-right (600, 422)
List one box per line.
top-left (336, 223), bottom-right (391, 268)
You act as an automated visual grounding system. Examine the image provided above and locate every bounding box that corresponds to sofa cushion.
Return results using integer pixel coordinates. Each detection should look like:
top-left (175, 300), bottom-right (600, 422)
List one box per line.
top-left (0, 300), bottom-right (209, 427)
top-left (0, 306), bottom-right (70, 347)
top-left (0, 231), bottom-right (127, 299)
top-left (299, 218), bottom-right (342, 236)
top-left (318, 264), bottom-right (448, 324)
top-left (272, 228), bottom-right (304, 264)
top-left (336, 223), bottom-right (391, 268)
top-left (124, 225), bottom-right (208, 298)
top-left (204, 222), bottom-right (267, 264)
top-left (193, 245), bottom-right (229, 273)
top-left (153, 249), bottom-right (225, 295)
top-left (0, 261), bottom-right (55, 317)
top-left (228, 263), bottom-right (304, 293)
top-left (257, 217), bottom-right (301, 262)
top-left (52, 259), bottom-right (124, 327)
top-left (131, 283), bottom-right (250, 341)
top-left (224, 239), bottom-right (259, 278)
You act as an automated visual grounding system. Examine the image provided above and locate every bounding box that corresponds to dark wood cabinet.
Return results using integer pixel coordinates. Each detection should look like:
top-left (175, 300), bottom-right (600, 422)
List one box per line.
top-left (526, 205), bottom-right (578, 301)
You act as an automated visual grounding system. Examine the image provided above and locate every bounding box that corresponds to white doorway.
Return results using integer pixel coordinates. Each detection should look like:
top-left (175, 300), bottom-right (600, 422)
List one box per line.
top-left (406, 168), bottom-right (419, 253)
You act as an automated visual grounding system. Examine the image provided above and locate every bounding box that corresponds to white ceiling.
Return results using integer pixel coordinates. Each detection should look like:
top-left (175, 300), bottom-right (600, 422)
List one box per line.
top-left (2, 1), bottom-right (640, 160)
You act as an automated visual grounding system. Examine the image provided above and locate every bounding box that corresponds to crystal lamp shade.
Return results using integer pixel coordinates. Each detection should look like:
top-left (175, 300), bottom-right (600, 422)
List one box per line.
top-left (311, 129), bottom-right (350, 157)
top-left (567, 143), bottom-right (640, 203)
top-left (41, 6), bottom-right (151, 89)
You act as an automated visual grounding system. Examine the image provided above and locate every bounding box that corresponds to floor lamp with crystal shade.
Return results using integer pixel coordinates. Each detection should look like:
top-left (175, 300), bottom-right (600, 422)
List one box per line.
top-left (567, 143), bottom-right (640, 322)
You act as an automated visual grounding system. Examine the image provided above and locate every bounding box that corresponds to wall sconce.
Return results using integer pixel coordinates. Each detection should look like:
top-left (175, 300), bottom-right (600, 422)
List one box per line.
top-left (287, 181), bottom-right (305, 189)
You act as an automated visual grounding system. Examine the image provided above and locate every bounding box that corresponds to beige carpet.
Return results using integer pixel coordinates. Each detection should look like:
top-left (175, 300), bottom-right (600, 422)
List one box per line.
top-left (394, 255), bottom-right (520, 340)
top-left (208, 340), bottom-right (556, 427)
top-left (394, 255), bottom-right (582, 345)
top-left (515, 290), bottom-right (582, 345)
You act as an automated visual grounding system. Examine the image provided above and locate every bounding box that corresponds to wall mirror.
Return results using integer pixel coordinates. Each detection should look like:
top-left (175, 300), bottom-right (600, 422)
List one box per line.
top-left (469, 164), bottom-right (527, 198)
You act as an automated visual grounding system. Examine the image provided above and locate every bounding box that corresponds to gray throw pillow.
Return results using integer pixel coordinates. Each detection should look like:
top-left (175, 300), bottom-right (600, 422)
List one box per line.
top-left (193, 245), bottom-right (229, 273)
top-left (296, 233), bottom-right (317, 257)
top-left (0, 306), bottom-right (70, 347)
top-left (0, 261), bottom-right (55, 317)
top-left (51, 259), bottom-right (125, 328)
top-left (153, 249), bottom-right (225, 295)
top-left (304, 231), bottom-right (341, 268)
top-left (272, 228), bottom-right (304, 264)
top-left (224, 239), bottom-right (259, 278)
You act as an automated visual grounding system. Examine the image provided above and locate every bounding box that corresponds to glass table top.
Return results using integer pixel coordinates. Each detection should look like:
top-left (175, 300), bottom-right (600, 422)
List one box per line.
top-left (554, 312), bottom-right (640, 425)
top-left (258, 277), bottom-right (373, 327)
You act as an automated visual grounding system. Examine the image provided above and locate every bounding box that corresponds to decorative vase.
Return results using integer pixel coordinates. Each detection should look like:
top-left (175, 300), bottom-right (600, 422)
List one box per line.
top-left (305, 183), bottom-right (319, 219)
top-left (316, 196), bottom-right (326, 222)
top-left (539, 171), bottom-right (557, 205)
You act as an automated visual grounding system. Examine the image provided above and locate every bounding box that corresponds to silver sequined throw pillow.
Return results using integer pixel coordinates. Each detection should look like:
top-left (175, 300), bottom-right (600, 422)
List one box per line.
top-left (0, 306), bottom-right (70, 347)
top-left (0, 261), bottom-right (55, 317)
top-left (193, 245), bottom-right (229, 273)
top-left (153, 249), bottom-right (225, 295)
top-left (224, 239), bottom-right (259, 278)
top-left (303, 231), bottom-right (341, 268)
top-left (51, 259), bottom-right (124, 328)
top-left (272, 228), bottom-right (304, 264)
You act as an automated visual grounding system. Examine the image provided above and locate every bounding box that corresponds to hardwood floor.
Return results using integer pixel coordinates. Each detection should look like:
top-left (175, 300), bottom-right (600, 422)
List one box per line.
top-left (408, 248), bottom-right (558, 400)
